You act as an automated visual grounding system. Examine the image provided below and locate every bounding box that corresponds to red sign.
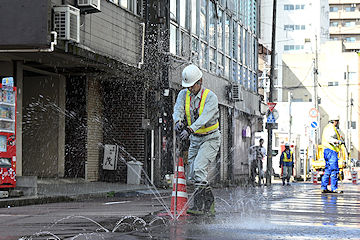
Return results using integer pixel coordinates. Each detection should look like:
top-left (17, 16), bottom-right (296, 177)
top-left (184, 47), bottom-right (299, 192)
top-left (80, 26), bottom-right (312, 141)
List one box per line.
top-left (267, 102), bottom-right (277, 112)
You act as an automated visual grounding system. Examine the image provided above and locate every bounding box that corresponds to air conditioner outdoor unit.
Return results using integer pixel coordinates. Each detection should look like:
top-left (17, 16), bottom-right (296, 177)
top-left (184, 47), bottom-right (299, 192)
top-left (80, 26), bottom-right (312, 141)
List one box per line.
top-left (54, 6), bottom-right (80, 43)
top-left (231, 85), bottom-right (243, 102)
top-left (78, 0), bottom-right (101, 13)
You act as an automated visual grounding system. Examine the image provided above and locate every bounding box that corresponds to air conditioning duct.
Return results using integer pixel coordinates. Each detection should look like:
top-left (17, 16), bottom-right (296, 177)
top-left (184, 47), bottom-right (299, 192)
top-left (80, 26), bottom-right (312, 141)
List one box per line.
top-left (53, 5), bottom-right (80, 43)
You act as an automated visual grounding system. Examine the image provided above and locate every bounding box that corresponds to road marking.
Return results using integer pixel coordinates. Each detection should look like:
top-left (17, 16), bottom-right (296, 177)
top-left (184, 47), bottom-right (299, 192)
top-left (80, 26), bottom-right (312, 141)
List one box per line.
top-left (103, 201), bottom-right (131, 205)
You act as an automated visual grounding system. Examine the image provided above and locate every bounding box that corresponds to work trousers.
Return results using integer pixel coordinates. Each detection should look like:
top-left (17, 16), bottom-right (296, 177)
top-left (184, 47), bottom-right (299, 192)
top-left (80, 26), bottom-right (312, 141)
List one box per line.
top-left (321, 148), bottom-right (339, 191)
top-left (187, 130), bottom-right (221, 183)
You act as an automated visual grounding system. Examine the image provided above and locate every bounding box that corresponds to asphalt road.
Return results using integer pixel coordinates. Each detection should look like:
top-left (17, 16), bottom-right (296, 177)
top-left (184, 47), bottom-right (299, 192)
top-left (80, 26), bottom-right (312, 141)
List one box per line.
top-left (1, 182), bottom-right (360, 239)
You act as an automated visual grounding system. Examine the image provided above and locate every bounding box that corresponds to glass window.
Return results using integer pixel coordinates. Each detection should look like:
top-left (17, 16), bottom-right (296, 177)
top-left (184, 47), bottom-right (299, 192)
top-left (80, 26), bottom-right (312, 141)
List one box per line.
top-left (200, 42), bottom-right (208, 69)
top-left (210, 48), bottom-right (216, 74)
top-left (237, 25), bottom-right (241, 62)
top-left (345, 21), bottom-right (356, 27)
top-left (346, 7), bottom-right (356, 12)
top-left (225, 15), bottom-right (230, 55)
top-left (330, 7), bottom-right (338, 12)
top-left (200, 0), bottom-right (207, 41)
top-left (330, 22), bottom-right (338, 27)
top-left (120, 0), bottom-right (128, 9)
top-left (180, 0), bottom-right (189, 28)
top-left (170, 24), bottom-right (177, 54)
top-left (225, 57), bottom-right (230, 79)
top-left (238, 64), bottom-right (243, 85)
top-left (218, 10), bottom-right (223, 51)
top-left (232, 21), bottom-right (236, 58)
top-left (346, 37), bottom-right (356, 42)
top-left (301, 25), bottom-right (305, 30)
top-left (191, 0), bottom-right (197, 34)
top-left (170, 0), bottom-right (176, 21)
top-left (192, 37), bottom-right (199, 64)
top-left (217, 52), bottom-right (224, 76)
top-left (209, 2), bottom-right (216, 46)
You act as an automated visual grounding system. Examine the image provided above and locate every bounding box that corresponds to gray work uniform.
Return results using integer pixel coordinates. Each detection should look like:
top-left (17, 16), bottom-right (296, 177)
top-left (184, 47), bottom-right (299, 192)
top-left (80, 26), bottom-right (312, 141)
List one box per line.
top-left (173, 86), bottom-right (221, 183)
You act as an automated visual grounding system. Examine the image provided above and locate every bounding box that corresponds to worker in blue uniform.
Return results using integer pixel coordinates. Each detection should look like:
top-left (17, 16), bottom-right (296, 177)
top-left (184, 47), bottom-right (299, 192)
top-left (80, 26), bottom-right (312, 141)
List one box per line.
top-left (321, 114), bottom-right (343, 193)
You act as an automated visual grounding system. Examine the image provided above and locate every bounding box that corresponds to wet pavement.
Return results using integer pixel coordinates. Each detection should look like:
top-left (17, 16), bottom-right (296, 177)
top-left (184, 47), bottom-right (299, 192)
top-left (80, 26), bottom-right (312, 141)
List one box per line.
top-left (1, 181), bottom-right (360, 239)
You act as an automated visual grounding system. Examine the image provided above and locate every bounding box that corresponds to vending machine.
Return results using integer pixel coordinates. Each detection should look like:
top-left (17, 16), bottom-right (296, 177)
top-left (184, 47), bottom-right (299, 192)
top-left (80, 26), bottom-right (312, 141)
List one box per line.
top-left (0, 77), bottom-right (16, 190)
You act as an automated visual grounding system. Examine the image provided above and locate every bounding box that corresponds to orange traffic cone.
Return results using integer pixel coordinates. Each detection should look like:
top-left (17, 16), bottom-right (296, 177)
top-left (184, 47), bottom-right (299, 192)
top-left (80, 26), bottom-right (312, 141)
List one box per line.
top-left (170, 157), bottom-right (189, 216)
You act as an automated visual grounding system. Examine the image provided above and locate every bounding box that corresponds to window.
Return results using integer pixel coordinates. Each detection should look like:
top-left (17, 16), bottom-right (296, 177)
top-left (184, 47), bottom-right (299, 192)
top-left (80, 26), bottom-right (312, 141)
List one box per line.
top-left (170, 24), bottom-right (177, 54)
top-left (330, 7), bottom-right (338, 12)
top-left (200, 0), bottom-right (207, 41)
top-left (348, 72), bottom-right (357, 80)
top-left (348, 121), bottom-right (356, 129)
top-left (284, 45), bottom-right (304, 51)
top-left (328, 82), bottom-right (339, 86)
top-left (284, 5), bottom-right (294, 10)
top-left (180, 0), bottom-right (189, 28)
top-left (191, 0), bottom-right (197, 34)
top-left (345, 21), bottom-right (356, 27)
top-left (284, 4), bottom-right (304, 10)
top-left (209, 2), bottom-right (216, 46)
top-left (218, 10), bottom-right (223, 52)
top-left (346, 37), bottom-right (356, 42)
top-left (346, 7), bottom-right (356, 12)
top-left (330, 22), bottom-right (338, 27)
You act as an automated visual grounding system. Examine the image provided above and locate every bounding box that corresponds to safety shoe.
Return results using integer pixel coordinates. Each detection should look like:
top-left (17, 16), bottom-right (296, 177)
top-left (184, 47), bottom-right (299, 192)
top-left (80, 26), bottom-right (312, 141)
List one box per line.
top-left (187, 207), bottom-right (204, 215)
top-left (321, 189), bottom-right (331, 193)
top-left (331, 189), bottom-right (343, 193)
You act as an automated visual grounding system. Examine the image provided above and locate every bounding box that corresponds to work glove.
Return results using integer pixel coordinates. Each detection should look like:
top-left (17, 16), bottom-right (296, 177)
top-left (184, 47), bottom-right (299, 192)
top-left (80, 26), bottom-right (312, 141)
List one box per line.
top-left (175, 121), bottom-right (182, 132)
top-left (179, 127), bottom-right (191, 141)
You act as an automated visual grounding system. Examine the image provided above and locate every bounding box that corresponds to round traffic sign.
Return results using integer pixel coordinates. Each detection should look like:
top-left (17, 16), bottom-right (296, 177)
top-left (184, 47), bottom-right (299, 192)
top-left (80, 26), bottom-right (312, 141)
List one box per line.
top-left (266, 109), bottom-right (279, 120)
top-left (310, 121), bottom-right (319, 129)
top-left (309, 108), bottom-right (318, 118)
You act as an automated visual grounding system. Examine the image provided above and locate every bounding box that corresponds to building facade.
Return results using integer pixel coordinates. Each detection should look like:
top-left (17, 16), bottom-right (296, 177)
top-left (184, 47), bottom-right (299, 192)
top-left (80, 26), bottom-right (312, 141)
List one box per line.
top-left (282, 41), bottom-right (359, 164)
top-left (260, 0), bottom-right (329, 101)
top-left (329, 0), bottom-right (360, 51)
top-left (0, 0), bottom-right (264, 188)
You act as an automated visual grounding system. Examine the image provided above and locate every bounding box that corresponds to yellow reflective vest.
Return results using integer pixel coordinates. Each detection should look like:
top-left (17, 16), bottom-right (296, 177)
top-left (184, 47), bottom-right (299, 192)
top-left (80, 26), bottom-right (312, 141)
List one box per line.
top-left (322, 124), bottom-right (340, 152)
top-left (185, 89), bottom-right (219, 134)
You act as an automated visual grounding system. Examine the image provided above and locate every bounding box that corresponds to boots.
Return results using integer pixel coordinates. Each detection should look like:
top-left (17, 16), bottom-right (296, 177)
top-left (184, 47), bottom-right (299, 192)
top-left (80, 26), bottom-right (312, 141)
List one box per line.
top-left (203, 186), bottom-right (215, 215)
top-left (187, 182), bottom-right (215, 216)
top-left (187, 185), bottom-right (205, 215)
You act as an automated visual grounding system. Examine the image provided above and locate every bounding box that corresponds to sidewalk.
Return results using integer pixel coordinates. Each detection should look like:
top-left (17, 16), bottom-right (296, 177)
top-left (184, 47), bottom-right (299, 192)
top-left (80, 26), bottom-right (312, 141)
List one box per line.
top-left (0, 178), bottom-right (170, 208)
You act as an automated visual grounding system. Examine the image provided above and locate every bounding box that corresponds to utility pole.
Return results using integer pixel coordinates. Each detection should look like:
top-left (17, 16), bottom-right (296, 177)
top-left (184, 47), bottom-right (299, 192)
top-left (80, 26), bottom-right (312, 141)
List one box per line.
top-left (312, 35), bottom-right (319, 164)
top-left (266, 0), bottom-right (277, 186)
top-left (346, 65), bottom-right (350, 169)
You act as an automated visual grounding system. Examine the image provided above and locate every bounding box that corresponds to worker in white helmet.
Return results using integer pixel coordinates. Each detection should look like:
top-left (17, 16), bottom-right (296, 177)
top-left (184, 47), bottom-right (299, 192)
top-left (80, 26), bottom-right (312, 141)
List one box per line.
top-left (321, 114), bottom-right (343, 193)
top-left (173, 64), bottom-right (220, 215)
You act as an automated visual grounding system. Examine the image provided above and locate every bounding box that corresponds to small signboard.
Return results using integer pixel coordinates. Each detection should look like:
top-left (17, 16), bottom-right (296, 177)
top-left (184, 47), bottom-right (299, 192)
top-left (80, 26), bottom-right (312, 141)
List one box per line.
top-left (267, 102), bottom-right (277, 112)
top-left (103, 145), bottom-right (118, 170)
top-left (310, 121), bottom-right (319, 129)
top-left (1, 77), bottom-right (14, 91)
top-left (309, 108), bottom-right (318, 118)
top-left (267, 112), bottom-right (276, 123)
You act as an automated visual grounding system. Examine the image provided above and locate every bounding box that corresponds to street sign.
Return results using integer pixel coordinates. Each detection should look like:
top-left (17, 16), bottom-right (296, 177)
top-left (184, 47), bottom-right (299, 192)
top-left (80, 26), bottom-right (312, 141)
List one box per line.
top-left (310, 121), bottom-right (319, 129)
top-left (309, 108), bottom-right (318, 118)
top-left (266, 122), bottom-right (278, 129)
top-left (267, 112), bottom-right (276, 123)
top-left (267, 102), bottom-right (277, 112)
top-left (266, 109), bottom-right (279, 120)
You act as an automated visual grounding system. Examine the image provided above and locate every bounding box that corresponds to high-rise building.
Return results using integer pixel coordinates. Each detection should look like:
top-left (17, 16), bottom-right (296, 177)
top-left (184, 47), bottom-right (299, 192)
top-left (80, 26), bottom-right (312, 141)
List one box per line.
top-left (260, 0), bottom-right (329, 101)
top-left (329, 0), bottom-right (360, 52)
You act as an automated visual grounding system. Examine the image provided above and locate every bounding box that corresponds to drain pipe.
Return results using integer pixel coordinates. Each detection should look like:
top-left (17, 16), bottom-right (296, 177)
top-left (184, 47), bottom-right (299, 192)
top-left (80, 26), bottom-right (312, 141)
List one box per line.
top-left (0, 31), bottom-right (57, 53)
top-left (138, 22), bottom-right (145, 69)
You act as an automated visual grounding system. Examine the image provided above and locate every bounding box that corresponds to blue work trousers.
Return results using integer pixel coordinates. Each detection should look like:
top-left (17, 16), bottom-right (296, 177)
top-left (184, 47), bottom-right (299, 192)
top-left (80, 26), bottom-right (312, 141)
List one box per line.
top-left (321, 148), bottom-right (339, 191)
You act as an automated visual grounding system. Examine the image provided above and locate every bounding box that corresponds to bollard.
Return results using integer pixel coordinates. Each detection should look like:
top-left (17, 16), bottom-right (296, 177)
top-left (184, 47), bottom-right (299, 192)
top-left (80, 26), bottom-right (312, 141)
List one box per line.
top-left (351, 170), bottom-right (358, 185)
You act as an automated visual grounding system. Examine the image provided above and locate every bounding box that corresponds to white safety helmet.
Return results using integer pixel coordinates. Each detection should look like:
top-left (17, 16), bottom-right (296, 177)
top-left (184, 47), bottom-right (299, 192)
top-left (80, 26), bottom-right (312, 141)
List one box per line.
top-left (182, 64), bottom-right (202, 87)
top-left (285, 143), bottom-right (290, 147)
top-left (329, 113), bottom-right (340, 122)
